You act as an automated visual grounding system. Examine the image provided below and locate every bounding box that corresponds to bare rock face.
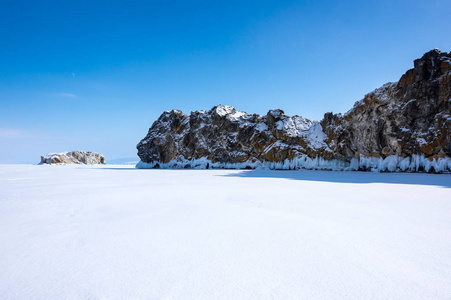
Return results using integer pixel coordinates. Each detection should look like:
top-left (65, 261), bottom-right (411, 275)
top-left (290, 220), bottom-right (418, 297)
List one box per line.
top-left (322, 49), bottom-right (451, 161)
top-left (137, 49), bottom-right (451, 172)
top-left (40, 151), bottom-right (106, 165)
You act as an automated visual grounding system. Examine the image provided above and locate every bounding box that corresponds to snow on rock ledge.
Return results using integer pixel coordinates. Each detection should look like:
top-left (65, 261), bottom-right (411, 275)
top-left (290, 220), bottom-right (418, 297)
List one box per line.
top-left (40, 151), bottom-right (106, 165)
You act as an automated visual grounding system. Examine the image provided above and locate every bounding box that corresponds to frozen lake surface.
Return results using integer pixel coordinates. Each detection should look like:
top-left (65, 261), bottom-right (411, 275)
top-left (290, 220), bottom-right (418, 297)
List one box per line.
top-left (1, 164), bottom-right (450, 299)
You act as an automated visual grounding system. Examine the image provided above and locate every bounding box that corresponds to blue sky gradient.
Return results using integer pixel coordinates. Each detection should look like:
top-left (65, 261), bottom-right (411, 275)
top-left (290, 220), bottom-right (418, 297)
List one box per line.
top-left (1, 0), bottom-right (451, 163)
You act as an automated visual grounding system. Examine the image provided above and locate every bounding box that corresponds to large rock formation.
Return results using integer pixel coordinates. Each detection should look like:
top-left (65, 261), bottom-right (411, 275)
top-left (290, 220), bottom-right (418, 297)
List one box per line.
top-left (40, 151), bottom-right (106, 165)
top-left (137, 49), bottom-right (451, 172)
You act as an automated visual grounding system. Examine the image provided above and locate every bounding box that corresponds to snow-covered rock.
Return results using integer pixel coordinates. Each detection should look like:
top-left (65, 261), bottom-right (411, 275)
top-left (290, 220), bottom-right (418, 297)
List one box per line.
top-left (137, 49), bottom-right (451, 172)
top-left (137, 105), bottom-right (332, 169)
top-left (40, 151), bottom-right (105, 165)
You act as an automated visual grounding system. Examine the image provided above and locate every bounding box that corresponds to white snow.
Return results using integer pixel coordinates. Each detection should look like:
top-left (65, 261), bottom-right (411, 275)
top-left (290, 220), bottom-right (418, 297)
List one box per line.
top-left (228, 110), bottom-right (246, 122)
top-left (41, 151), bottom-right (76, 161)
top-left (255, 122), bottom-right (269, 132)
top-left (275, 116), bottom-right (311, 136)
top-left (417, 137), bottom-right (428, 146)
top-left (304, 121), bottom-right (328, 149)
top-left (272, 116), bottom-right (326, 149)
top-left (211, 105), bottom-right (248, 123)
top-left (402, 99), bottom-right (417, 109)
top-left (214, 104), bottom-right (235, 117)
top-left (1, 164), bottom-right (451, 299)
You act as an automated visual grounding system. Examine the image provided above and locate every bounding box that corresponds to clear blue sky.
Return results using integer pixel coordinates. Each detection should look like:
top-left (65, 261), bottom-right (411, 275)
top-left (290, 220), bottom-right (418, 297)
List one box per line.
top-left (1, 0), bottom-right (450, 163)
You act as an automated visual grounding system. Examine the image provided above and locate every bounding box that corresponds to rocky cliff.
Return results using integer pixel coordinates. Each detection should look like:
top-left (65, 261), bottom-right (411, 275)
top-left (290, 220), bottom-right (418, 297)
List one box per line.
top-left (40, 151), bottom-right (106, 165)
top-left (137, 49), bottom-right (451, 172)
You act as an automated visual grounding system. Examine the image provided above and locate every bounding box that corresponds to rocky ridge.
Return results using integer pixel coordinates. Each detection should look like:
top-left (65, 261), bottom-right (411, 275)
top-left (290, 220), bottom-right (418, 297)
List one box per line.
top-left (40, 151), bottom-right (106, 165)
top-left (137, 49), bottom-right (451, 172)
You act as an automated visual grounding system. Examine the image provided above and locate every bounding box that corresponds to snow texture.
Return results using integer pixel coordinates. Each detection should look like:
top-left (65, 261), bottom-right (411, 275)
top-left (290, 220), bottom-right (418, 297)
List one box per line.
top-left (1, 164), bottom-right (450, 299)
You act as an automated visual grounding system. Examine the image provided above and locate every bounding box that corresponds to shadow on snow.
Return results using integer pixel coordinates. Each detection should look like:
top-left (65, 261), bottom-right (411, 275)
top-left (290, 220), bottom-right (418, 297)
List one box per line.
top-left (91, 166), bottom-right (451, 188)
top-left (219, 169), bottom-right (451, 188)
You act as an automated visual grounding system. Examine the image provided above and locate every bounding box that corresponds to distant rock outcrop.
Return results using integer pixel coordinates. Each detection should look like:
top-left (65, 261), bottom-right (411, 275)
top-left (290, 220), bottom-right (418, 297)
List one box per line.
top-left (40, 151), bottom-right (106, 165)
top-left (137, 49), bottom-right (451, 172)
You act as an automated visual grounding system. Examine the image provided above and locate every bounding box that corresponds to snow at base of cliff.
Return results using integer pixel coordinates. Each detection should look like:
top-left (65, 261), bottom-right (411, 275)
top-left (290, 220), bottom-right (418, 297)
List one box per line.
top-left (137, 154), bottom-right (451, 173)
top-left (1, 164), bottom-right (450, 299)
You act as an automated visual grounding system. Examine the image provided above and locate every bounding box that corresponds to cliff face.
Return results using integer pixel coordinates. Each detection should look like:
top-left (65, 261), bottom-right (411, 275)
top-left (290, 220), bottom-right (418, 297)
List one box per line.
top-left (322, 49), bottom-right (451, 162)
top-left (137, 49), bottom-right (451, 172)
top-left (137, 106), bottom-right (334, 169)
top-left (40, 151), bottom-right (106, 165)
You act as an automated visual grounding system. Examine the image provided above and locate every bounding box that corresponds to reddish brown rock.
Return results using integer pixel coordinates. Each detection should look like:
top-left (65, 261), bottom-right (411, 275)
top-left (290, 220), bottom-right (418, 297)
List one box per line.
top-left (137, 49), bottom-right (451, 171)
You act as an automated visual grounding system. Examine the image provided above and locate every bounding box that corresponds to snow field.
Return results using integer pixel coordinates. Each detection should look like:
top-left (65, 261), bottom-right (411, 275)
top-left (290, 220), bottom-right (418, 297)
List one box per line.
top-left (0, 164), bottom-right (450, 299)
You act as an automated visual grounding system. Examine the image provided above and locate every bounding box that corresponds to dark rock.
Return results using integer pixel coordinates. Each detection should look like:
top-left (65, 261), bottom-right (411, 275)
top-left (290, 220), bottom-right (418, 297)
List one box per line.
top-left (137, 49), bottom-right (451, 172)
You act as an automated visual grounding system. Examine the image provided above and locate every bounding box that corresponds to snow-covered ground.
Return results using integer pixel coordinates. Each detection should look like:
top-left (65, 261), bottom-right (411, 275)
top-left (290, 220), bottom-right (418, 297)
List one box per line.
top-left (1, 164), bottom-right (450, 299)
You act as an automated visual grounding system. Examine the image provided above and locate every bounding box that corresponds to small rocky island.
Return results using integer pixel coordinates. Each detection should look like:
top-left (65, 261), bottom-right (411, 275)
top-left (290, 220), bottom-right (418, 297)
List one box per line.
top-left (136, 49), bottom-right (451, 172)
top-left (40, 151), bottom-right (106, 165)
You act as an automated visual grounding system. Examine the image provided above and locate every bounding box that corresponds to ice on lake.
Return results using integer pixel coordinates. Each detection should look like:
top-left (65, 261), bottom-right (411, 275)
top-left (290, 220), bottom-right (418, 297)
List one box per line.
top-left (1, 164), bottom-right (450, 299)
